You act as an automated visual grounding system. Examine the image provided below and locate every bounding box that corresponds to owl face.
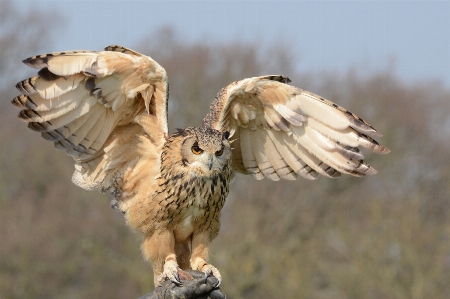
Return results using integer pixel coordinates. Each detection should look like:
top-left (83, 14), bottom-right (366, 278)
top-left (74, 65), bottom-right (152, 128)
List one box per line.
top-left (177, 127), bottom-right (231, 177)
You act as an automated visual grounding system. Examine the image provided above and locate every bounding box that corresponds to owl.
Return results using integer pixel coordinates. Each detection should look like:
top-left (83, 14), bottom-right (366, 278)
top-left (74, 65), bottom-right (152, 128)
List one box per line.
top-left (12, 45), bottom-right (389, 287)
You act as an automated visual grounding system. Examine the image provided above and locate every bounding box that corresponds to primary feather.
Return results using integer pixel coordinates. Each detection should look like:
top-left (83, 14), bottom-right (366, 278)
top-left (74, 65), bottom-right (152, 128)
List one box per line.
top-left (203, 75), bottom-right (389, 180)
top-left (14, 46), bottom-right (169, 205)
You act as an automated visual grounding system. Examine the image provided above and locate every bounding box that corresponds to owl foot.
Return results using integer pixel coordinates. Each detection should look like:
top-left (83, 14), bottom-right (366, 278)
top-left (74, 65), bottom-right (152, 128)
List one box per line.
top-left (199, 263), bottom-right (222, 287)
top-left (157, 260), bottom-right (181, 285)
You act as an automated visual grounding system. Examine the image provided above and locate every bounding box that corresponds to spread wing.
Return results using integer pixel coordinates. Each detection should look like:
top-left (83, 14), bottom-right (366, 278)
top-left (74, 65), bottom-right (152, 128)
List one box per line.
top-left (12, 45), bottom-right (168, 210)
top-left (203, 75), bottom-right (390, 181)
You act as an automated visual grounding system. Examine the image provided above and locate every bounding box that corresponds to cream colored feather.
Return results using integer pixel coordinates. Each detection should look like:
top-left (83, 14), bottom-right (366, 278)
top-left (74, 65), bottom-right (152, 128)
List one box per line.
top-left (261, 130), bottom-right (297, 180)
top-left (41, 106), bottom-right (95, 141)
top-left (264, 106), bottom-right (290, 131)
top-left (66, 113), bottom-right (106, 157)
top-left (15, 73), bottom-right (85, 101)
top-left (14, 45), bottom-right (168, 210)
top-left (26, 52), bottom-right (100, 76)
top-left (19, 87), bottom-right (91, 120)
top-left (76, 108), bottom-right (126, 160)
top-left (239, 128), bottom-right (264, 180)
top-left (204, 75), bottom-right (389, 180)
top-left (230, 129), bottom-right (246, 173)
top-left (251, 128), bottom-right (280, 181)
top-left (54, 106), bottom-right (104, 151)
top-left (291, 125), bottom-right (370, 176)
top-left (266, 130), bottom-right (316, 180)
top-left (283, 132), bottom-right (338, 178)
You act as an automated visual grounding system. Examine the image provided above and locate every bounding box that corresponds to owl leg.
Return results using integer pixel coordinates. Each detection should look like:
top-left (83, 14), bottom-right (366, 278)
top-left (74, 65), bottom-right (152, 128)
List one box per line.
top-left (175, 240), bottom-right (191, 270)
top-left (190, 231), bottom-right (222, 286)
top-left (141, 230), bottom-right (181, 286)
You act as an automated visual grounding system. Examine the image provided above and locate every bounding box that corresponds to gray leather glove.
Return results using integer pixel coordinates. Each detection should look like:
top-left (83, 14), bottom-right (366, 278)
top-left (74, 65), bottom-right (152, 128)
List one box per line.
top-left (137, 270), bottom-right (226, 299)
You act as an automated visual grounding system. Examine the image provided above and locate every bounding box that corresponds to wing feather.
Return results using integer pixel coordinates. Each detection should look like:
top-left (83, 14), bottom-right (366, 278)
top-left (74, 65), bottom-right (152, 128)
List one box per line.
top-left (53, 104), bottom-right (105, 152)
top-left (239, 128), bottom-right (264, 180)
top-left (66, 112), bottom-right (110, 157)
top-left (264, 106), bottom-right (290, 131)
top-left (251, 128), bottom-right (280, 181)
top-left (15, 73), bottom-right (85, 101)
top-left (230, 129), bottom-right (246, 173)
top-left (266, 130), bottom-right (319, 180)
top-left (41, 104), bottom-right (102, 141)
top-left (76, 109), bottom-right (125, 160)
top-left (262, 130), bottom-right (297, 180)
top-left (13, 45), bottom-right (169, 212)
top-left (24, 52), bottom-right (100, 76)
top-left (292, 125), bottom-right (374, 176)
top-left (282, 132), bottom-right (337, 178)
top-left (27, 97), bottom-right (97, 132)
top-left (18, 87), bottom-right (93, 121)
top-left (203, 75), bottom-right (389, 181)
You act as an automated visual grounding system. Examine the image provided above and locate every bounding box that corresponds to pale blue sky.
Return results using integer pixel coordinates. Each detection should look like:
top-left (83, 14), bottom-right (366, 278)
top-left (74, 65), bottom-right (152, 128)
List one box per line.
top-left (13, 1), bottom-right (450, 87)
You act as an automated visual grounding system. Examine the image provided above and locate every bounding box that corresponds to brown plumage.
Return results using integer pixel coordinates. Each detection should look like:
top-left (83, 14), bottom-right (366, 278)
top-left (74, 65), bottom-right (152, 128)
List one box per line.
top-left (12, 45), bottom-right (389, 287)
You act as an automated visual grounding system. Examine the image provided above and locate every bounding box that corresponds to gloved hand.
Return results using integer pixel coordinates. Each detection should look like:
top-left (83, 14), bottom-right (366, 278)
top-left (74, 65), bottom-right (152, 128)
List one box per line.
top-left (137, 270), bottom-right (226, 299)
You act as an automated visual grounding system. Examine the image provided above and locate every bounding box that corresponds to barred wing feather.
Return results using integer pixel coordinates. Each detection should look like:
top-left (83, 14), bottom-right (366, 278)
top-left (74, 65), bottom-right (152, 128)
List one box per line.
top-left (203, 75), bottom-right (389, 180)
top-left (12, 45), bottom-right (169, 209)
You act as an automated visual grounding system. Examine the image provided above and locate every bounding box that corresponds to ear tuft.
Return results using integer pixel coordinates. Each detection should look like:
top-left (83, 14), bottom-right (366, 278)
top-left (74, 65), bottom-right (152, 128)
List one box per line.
top-left (223, 131), bottom-right (230, 140)
top-left (175, 128), bottom-right (188, 137)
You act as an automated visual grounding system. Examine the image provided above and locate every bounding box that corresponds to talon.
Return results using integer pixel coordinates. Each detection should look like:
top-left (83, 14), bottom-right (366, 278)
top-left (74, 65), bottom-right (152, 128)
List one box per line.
top-left (198, 263), bottom-right (222, 287)
top-left (215, 277), bottom-right (222, 288)
top-left (172, 272), bottom-right (181, 285)
top-left (157, 260), bottom-right (182, 285)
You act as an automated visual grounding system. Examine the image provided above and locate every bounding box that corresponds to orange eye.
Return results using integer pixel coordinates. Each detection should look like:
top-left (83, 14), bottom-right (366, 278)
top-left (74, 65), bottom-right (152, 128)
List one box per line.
top-left (215, 148), bottom-right (224, 156)
top-left (191, 143), bottom-right (203, 155)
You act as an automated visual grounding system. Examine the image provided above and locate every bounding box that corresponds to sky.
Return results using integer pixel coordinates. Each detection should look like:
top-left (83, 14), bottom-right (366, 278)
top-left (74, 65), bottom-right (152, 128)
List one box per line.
top-left (13, 0), bottom-right (450, 88)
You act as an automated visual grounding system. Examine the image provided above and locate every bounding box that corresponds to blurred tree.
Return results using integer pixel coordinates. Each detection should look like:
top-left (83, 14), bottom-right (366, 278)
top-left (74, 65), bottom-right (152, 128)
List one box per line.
top-left (1, 5), bottom-right (449, 299)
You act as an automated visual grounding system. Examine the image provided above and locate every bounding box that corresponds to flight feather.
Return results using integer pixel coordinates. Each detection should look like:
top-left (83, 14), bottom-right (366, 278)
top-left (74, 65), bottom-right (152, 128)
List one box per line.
top-left (203, 75), bottom-right (389, 180)
top-left (13, 45), bottom-right (169, 211)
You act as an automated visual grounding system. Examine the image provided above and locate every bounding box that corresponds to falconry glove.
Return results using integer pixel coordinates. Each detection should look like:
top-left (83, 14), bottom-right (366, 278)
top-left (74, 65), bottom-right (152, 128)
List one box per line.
top-left (137, 270), bottom-right (226, 299)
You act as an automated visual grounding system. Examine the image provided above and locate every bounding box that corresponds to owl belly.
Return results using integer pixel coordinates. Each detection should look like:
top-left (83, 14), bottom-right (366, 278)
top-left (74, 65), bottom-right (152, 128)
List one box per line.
top-left (173, 212), bottom-right (199, 241)
top-left (128, 169), bottom-right (232, 239)
top-left (173, 192), bottom-right (220, 242)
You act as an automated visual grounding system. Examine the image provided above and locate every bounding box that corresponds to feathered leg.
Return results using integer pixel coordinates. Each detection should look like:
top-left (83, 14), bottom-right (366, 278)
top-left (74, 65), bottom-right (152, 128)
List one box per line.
top-left (175, 240), bottom-right (192, 270)
top-left (190, 231), bottom-right (222, 286)
top-left (141, 230), bottom-right (180, 286)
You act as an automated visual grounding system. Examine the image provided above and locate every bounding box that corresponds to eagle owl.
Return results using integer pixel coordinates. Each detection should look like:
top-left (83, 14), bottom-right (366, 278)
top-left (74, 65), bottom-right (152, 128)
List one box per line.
top-left (12, 45), bottom-right (389, 287)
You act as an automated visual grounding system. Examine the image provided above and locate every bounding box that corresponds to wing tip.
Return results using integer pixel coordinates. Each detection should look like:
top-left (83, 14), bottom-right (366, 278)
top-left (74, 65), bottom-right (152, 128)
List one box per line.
top-left (378, 146), bottom-right (391, 154)
top-left (265, 75), bottom-right (291, 84)
top-left (347, 116), bottom-right (382, 138)
top-left (15, 77), bottom-right (38, 94)
top-left (105, 45), bottom-right (144, 56)
top-left (11, 95), bottom-right (29, 109)
top-left (27, 121), bottom-right (49, 132)
top-left (37, 67), bottom-right (61, 81)
top-left (369, 142), bottom-right (390, 154)
top-left (23, 55), bottom-right (50, 69)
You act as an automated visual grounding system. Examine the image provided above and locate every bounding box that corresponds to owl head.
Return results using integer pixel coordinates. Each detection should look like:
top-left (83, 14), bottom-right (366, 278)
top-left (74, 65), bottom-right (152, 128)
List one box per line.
top-left (163, 127), bottom-right (231, 177)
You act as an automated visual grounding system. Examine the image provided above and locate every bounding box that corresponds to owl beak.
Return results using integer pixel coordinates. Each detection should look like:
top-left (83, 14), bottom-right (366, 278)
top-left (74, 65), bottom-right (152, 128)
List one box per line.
top-left (207, 155), bottom-right (213, 170)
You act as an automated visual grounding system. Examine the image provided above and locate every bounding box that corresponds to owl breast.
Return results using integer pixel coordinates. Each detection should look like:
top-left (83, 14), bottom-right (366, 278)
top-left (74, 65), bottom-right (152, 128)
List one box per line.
top-left (127, 165), bottom-right (233, 240)
top-left (171, 171), bottom-right (231, 241)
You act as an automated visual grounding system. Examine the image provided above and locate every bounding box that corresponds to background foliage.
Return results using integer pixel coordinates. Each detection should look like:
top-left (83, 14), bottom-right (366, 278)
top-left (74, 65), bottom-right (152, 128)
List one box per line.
top-left (1, 2), bottom-right (449, 298)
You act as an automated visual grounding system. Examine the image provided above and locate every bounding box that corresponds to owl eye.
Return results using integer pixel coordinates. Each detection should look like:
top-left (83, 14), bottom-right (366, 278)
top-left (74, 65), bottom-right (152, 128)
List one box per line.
top-left (215, 147), bottom-right (224, 156)
top-left (191, 143), bottom-right (204, 155)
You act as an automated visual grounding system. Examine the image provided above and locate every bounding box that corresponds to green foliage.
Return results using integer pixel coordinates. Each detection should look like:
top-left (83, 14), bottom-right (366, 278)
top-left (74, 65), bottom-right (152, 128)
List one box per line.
top-left (1, 3), bottom-right (449, 299)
